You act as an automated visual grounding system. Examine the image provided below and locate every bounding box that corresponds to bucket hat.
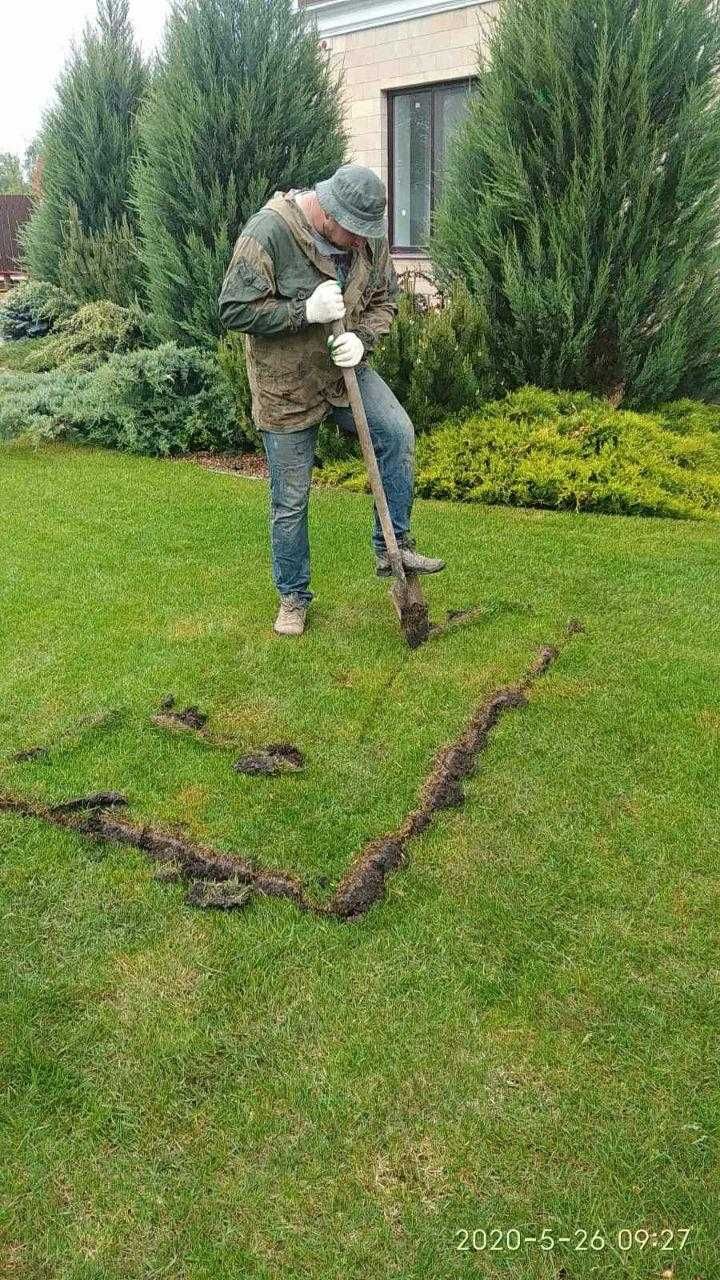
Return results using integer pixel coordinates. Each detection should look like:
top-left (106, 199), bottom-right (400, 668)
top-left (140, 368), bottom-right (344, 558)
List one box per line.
top-left (315, 164), bottom-right (387, 238)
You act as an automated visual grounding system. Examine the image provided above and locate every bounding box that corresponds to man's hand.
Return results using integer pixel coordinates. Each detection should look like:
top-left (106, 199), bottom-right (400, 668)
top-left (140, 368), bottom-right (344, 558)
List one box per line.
top-left (327, 331), bottom-right (364, 367)
top-left (305, 280), bottom-right (346, 324)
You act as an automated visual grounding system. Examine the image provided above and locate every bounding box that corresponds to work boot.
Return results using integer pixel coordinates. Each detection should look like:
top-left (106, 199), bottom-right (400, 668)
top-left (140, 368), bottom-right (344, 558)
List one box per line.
top-left (375, 535), bottom-right (445, 578)
top-left (273, 596), bottom-right (308, 636)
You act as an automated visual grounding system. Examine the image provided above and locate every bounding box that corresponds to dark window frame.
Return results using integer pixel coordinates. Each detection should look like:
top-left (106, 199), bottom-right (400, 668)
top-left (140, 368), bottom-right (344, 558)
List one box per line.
top-left (387, 77), bottom-right (475, 256)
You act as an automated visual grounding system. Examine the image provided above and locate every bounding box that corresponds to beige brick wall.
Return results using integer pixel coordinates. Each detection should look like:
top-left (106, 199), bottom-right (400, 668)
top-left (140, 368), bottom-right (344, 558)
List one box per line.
top-left (322, 3), bottom-right (496, 280)
top-left (324, 6), bottom-right (490, 178)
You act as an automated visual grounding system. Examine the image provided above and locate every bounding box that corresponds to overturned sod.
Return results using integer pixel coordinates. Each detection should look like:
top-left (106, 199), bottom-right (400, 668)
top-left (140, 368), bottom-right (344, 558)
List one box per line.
top-left (233, 743), bottom-right (305, 776)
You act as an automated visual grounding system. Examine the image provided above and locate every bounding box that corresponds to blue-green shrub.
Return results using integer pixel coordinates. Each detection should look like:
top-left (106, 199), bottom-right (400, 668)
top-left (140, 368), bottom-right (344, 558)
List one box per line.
top-left (68, 343), bottom-right (240, 455)
top-left (1, 343), bottom-right (242, 455)
top-left (0, 280), bottom-right (76, 340)
top-left (0, 369), bottom-right (90, 443)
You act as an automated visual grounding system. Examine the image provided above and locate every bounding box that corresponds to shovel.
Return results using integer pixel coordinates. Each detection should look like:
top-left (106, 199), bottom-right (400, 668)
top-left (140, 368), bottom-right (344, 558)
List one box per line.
top-left (329, 318), bottom-right (430, 648)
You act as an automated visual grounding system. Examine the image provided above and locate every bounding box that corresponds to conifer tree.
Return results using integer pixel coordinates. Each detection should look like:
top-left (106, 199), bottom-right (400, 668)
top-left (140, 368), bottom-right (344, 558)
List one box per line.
top-left (431, 0), bottom-right (720, 405)
top-left (133, 0), bottom-right (347, 345)
top-left (0, 154), bottom-right (27, 195)
top-left (21, 0), bottom-right (147, 303)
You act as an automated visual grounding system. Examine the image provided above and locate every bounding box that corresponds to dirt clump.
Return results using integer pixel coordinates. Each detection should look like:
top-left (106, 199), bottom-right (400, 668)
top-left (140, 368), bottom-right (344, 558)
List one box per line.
top-left (76, 808), bottom-right (311, 912)
top-left (153, 697), bottom-right (209, 733)
top-left (49, 791), bottom-right (128, 815)
top-left (151, 697), bottom-right (244, 751)
top-left (233, 743), bottom-right (305, 776)
top-left (82, 809), bottom-right (253, 882)
top-left (328, 635), bottom-right (581, 920)
top-left (400, 600), bottom-right (431, 649)
top-left (328, 838), bottom-right (406, 920)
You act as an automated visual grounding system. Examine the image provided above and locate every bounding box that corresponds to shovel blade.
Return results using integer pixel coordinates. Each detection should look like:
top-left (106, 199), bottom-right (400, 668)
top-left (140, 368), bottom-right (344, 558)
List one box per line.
top-left (390, 573), bottom-right (431, 648)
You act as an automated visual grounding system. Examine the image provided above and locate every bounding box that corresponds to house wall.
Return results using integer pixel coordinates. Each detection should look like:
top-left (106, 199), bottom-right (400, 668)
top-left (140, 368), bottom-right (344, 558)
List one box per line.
top-left (320, 2), bottom-right (496, 282)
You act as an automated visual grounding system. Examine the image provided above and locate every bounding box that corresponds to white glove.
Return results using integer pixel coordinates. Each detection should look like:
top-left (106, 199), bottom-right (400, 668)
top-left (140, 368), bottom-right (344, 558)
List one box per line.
top-left (328, 331), bottom-right (364, 367)
top-left (305, 280), bottom-right (346, 324)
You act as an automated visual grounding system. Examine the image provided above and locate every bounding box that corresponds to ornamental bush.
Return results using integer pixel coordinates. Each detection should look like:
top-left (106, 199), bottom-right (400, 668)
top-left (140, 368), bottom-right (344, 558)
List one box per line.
top-left (67, 344), bottom-right (240, 454)
top-left (216, 332), bottom-right (258, 449)
top-left (0, 281), bottom-right (76, 340)
top-left (0, 369), bottom-right (90, 443)
top-left (4, 301), bottom-right (159, 374)
top-left (316, 281), bottom-right (494, 463)
top-left (21, 0), bottom-right (146, 303)
top-left (0, 344), bottom-right (242, 454)
top-left (315, 387), bottom-right (720, 519)
top-left (371, 283), bottom-right (493, 431)
top-left (134, 0), bottom-right (347, 345)
top-left (431, 0), bottom-right (720, 406)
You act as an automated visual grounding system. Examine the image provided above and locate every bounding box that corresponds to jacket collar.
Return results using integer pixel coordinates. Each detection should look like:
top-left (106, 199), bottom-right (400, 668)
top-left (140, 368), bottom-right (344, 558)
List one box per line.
top-left (266, 191), bottom-right (374, 295)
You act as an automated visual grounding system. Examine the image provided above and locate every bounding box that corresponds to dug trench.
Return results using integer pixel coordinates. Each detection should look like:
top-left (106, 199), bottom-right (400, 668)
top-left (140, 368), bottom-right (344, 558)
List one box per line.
top-left (0, 622), bottom-right (583, 923)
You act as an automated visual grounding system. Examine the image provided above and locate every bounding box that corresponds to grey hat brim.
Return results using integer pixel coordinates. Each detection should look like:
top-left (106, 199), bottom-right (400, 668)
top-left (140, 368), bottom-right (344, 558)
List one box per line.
top-left (316, 177), bottom-right (387, 239)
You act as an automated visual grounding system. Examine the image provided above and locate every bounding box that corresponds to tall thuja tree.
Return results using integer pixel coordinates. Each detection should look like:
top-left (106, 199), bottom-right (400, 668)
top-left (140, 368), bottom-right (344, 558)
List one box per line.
top-left (21, 0), bottom-right (147, 303)
top-left (431, 0), bottom-right (720, 405)
top-left (134, 0), bottom-right (347, 345)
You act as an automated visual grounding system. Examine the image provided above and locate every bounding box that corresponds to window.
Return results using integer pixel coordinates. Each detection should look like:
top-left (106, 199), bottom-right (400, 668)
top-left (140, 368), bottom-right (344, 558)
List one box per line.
top-left (389, 80), bottom-right (473, 253)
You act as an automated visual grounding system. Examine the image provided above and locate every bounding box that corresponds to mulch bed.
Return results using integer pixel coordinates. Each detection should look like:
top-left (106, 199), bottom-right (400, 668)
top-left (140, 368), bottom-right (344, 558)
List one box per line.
top-left (180, 452), bottom-right (269, 479)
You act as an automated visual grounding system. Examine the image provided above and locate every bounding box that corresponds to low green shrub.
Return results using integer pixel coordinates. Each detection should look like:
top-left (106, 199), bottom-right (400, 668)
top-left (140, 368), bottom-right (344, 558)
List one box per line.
top-left (65, 343), bottom-right (240, 455)
top-left (315, 387), bottom-right (720, 519)
top-left (370, 282), bottom-right (493, 431)
top-left (1, 344), bottom-right (242, 455)
top-left (0, 280), bottom-right (76, 340)
top-left (0, 368), bottom-right (91, 443)
top-left (2, 301), bottom-right (159, 374)
top-left (312, 281), bottom-right (494, 466)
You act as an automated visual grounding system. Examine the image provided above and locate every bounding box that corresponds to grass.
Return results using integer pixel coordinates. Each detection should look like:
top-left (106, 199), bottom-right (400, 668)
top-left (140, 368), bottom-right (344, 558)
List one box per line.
top-left (0, 442), bottom-right (718, 1279)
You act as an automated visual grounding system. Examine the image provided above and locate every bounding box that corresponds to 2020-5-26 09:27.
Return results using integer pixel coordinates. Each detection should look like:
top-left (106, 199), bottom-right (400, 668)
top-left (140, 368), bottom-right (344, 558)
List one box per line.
top-left (454, 1227), bottom-right (693, 1252)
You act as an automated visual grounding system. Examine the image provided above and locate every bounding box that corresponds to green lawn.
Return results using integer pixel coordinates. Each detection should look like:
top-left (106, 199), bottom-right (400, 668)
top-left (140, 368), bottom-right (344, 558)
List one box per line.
top-left (1, 443), bottom-right (718, 1279)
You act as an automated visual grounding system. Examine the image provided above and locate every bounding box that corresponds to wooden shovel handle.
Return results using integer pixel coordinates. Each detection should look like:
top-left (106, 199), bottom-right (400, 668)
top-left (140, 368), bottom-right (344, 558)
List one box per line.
top-left (330, 318), bottom-right (405, 580)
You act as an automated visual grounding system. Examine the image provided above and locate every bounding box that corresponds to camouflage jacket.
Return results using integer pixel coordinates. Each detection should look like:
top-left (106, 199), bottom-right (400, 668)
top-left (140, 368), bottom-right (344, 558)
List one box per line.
top-left (218, 191), bottom-right (400, 431)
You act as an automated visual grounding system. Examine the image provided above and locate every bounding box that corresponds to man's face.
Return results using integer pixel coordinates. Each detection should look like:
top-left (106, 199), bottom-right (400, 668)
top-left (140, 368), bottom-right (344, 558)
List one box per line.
top-left (319, 209), bottom-right (367, 252)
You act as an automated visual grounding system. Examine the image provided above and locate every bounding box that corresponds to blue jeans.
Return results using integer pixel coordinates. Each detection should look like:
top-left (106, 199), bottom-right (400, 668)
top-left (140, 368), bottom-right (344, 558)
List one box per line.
top-left (260, 366), bottom-right (415, 604)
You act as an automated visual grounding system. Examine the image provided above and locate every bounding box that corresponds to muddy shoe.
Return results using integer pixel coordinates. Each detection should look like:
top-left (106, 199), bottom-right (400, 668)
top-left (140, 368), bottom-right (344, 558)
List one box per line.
top-left (376, 536), bottom-right (445, 578)
top-left (273, 596), bottom-right (308, 636)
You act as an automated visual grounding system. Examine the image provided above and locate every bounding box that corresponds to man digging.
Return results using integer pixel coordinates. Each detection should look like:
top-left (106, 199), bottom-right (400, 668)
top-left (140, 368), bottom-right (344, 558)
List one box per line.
top-left (218, 164), bottom-right (445, 636)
